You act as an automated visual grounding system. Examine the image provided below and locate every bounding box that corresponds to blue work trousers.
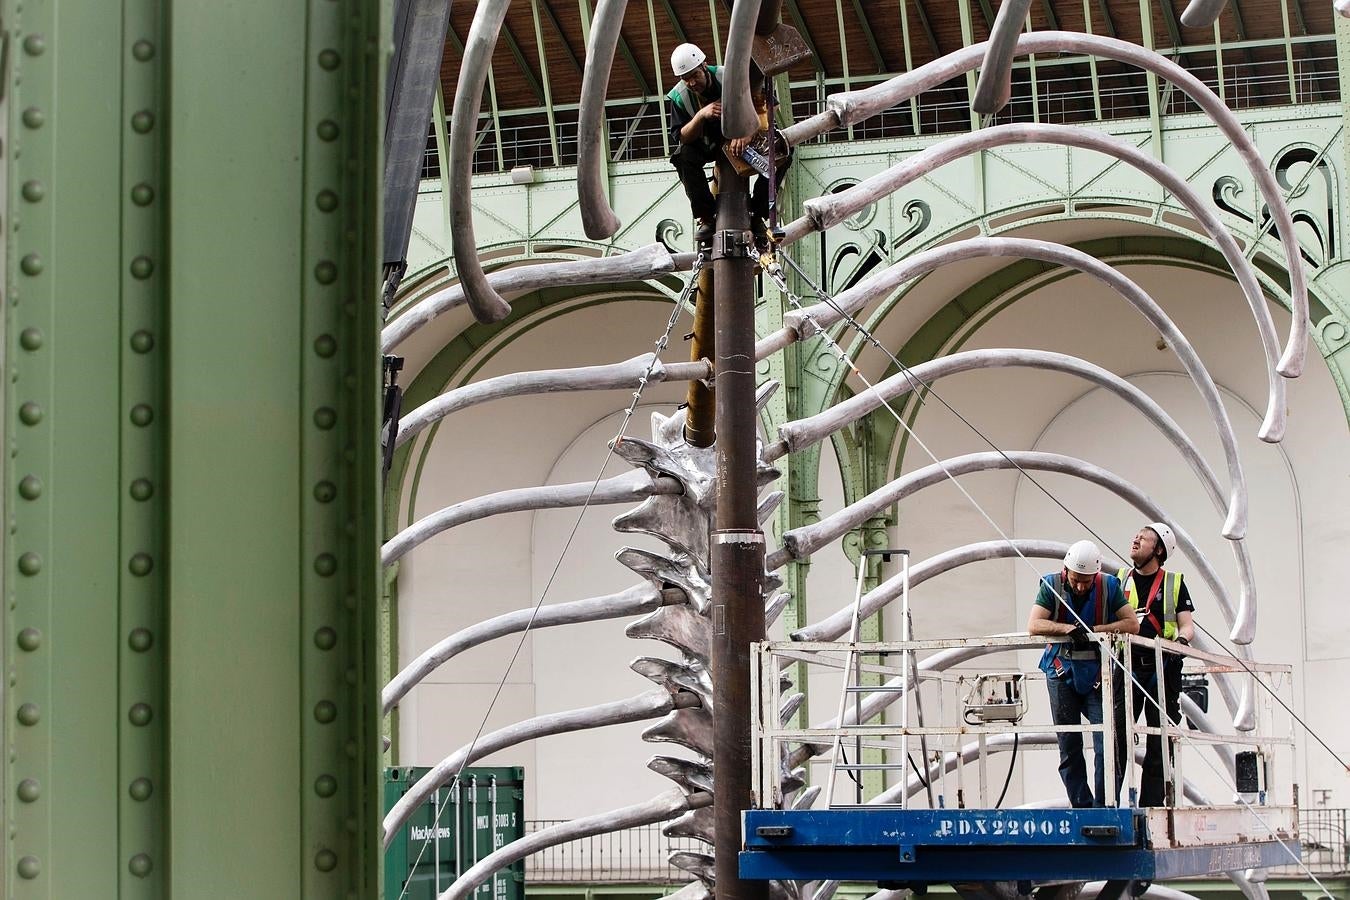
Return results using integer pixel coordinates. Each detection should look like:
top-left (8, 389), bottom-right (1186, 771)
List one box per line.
top-left (1046, 673), bottom-right (1105, 808)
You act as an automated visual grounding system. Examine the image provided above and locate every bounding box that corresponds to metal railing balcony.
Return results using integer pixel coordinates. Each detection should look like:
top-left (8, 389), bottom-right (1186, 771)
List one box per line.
top-left (422, 46), bottom-right (1338, 180)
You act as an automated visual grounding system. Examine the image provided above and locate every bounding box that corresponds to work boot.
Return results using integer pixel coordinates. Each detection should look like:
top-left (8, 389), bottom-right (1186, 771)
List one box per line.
top-left (694, 218), bottom-right (715, 246)
top-left (750, 216), bottom-right (770, 253)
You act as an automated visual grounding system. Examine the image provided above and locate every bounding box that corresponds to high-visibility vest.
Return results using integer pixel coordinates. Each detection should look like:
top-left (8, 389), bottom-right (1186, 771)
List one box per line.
top-left (667, 66), bottom-right (724, 118)
top-left (1117, 567), bottom-right (1181, 639)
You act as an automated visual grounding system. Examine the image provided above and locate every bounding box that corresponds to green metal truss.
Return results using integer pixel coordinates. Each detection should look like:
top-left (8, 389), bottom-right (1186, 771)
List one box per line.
top-left (2, 0), bottom-right (383, 896)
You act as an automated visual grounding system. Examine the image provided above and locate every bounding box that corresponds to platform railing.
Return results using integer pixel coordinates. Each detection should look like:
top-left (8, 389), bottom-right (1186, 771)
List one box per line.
top-left (752, 634), bottom-right (1295, 817)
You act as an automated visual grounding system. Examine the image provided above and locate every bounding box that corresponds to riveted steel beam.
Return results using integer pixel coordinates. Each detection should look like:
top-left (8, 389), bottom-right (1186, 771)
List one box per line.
top-left (540, 0), bottom-right (586, 77)
top-left (165, 0), bottom-right (382, 896)
top-left (1096, 0), bottom-right (1118, 37)
top-left (849, 0), bottom-right (889, 72)
top-left (785, 0), bottom-right (824, 69)
top-left (501, 22), bottom-right (548, 105)
top-left (1160, 0), bottom-right (1184, 47)
top-left (5, 0), bottom-right (136, 894)
top-left (4, 0), bottom-right (382, 896)
top-left (657, 0), bottom-right (690, 44)
top-left (1040, 0), bottom-right (1060, 29)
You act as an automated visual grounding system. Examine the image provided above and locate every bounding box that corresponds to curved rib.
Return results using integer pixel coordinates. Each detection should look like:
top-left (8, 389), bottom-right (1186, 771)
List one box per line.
top-left (721, 0), bottom-right (765, 140)
top-left (384, 689), bottom-right (697, 847)
top-left (782, 31), bottom-right (1307, 381)
top-left (1180, 0), bottom-right (1228, 27)
top-left (448, 0), bottom-right (514, 323)
top-left (783, 451), bottom-right (1253, 643)
top-left (794, 540), bottom-right (1106, 642)
top-left (770, 328), bottom-right (1246, 541)
top-left (577, 0), bottom-right (626, 238)
top-left (382, 582), bottom-right (672, 715)
top-left (436, 789), bottom-right (711, 900)
top-left (396, 354), bottom-right (710, 449)
top-left (382, 244), bottom-right (681, 352)
top-left (971, 0), bottom-right (1032, 114)
top-left (382, 469), bottom-right (682, 565)
top-left (797, 126), bottom-right (1287, 443)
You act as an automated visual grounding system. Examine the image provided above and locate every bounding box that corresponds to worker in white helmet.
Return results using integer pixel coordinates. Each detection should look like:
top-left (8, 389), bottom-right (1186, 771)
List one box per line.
top-left (1028, 539), bottom-right (1139, 807)
top-left (1112, 521), bottom-right (1195, 808)
top-left (665, 43), bottom-right (791, 244)
top-left (665, 42), bottom-right (724, 240)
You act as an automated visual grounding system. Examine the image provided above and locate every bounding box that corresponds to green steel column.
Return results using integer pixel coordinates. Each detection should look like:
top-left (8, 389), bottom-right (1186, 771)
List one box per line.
top-left (117, 1), bottom-right (168, 895)
top-left (1138, 0), bottom-right (1164, 158)
top-left (4, 0), bottom-right (149, 895)
top-left (161, 1), bottom-right (382, 899)
top-left (1339, 14), bottom-right (1350, 183)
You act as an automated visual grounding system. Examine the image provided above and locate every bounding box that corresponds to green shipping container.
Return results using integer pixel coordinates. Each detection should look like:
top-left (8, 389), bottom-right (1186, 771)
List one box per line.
top-left (384, 766), bottom-right (526, 900)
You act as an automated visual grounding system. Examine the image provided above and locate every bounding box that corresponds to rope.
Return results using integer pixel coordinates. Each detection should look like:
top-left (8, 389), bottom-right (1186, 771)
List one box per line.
top-left (395, 251), bottom-right (706, 899)
top-left (760, 250), bottom-right (1335, 898)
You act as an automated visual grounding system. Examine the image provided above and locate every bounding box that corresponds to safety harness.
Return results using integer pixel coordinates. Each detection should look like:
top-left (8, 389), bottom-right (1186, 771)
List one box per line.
top-left (1048, 572), bottom-right (1108, 667)
top-left (1117, 567), bottom-right (1181, 640)
top-left (667, 66), bottom-right (724, 152)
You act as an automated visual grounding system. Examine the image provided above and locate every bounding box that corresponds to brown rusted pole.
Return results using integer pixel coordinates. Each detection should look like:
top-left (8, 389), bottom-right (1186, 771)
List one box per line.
top-left (709, 154), bottom-right (766, 900)
top-left (684, 264), bottom-right (717, 447)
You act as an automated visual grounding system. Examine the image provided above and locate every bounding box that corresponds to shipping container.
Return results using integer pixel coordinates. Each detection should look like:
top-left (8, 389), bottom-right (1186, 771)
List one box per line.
top-left (384, 766), bottom-right (526, 900)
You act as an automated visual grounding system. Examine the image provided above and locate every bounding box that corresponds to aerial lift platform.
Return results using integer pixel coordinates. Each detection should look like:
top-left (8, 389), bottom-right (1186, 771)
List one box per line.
top-left (739, 634), bottom-right (1300, 898)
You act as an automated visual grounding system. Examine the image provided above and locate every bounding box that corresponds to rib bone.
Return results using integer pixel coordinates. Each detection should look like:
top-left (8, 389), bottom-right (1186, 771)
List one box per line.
top-left (576, 0), bottom-right (626, 238)
top-left (783, 32), bottom-right (1307, 381)
top-left (436, 789), bottom-right (711, 900)
top-left (796, 125), bottom-right (1286, 443)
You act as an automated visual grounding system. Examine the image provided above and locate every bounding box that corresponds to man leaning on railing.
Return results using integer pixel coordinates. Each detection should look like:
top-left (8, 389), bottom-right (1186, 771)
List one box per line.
top-left (1028, 540), bottom-right (1139, 809)
top-left (1112, 522), bottom-right (1195, 808)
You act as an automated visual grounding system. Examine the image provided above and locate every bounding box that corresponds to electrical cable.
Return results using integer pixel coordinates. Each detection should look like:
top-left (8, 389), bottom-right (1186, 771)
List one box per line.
top-left (395, 253), bottom-right (706, 900)
top-left (995, 733), bottom-right (1019, 809)
top-left (836, 743), bottom-right (867, 793)
top-left (761, 252), bottom-right (1337, 898)
top-left (776, 247), bottom-right (1348, 779)
top-left (906, 752), bottom-right (930, 789)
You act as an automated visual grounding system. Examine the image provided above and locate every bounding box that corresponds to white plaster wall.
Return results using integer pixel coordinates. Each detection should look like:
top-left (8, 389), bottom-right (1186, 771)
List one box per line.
top-left (392, 234), bottom-right (1350, 825)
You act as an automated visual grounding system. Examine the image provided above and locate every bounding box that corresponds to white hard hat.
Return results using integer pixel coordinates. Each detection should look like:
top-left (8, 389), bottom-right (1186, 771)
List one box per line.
top-left (1146, 522), bottom-right (1177, 561)
top-left (670, 43), bottom-right (706, 77)
top-left (1063, 540), bottom-right (1101, 576)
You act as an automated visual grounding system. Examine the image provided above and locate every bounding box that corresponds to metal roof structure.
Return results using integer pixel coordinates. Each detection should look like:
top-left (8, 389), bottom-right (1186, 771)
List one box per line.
top-left (439, 0), bottom-right (1338, 176)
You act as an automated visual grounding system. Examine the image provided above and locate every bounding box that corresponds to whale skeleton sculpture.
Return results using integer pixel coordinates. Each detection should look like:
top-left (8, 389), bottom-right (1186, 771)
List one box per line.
top-left (394, 4), bottom-right (1317, 899)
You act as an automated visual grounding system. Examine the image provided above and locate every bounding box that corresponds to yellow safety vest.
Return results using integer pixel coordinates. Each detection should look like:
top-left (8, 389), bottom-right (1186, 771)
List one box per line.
top-left (1116, 567), bottom-right (1181, 640)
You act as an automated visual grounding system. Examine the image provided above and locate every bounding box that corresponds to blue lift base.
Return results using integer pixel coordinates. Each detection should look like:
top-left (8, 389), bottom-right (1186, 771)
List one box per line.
top-left (740, 808), bottom-right (1299, 886)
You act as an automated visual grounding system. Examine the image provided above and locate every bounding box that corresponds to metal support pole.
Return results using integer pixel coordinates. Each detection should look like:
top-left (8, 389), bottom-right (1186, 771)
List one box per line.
top-left (685, 263), bottom-right (717, 448)
top-left (710, 156), bottom-right (767, 900)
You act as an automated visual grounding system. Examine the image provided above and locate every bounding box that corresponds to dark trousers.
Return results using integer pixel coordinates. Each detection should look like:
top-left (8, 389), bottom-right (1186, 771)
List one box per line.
top-left (1113, 654), bottom-right (1183, 806)
top-left (1046, 674), bottom-right (1105, 808)
top-left (670, 141), bottom-right (793, 223)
